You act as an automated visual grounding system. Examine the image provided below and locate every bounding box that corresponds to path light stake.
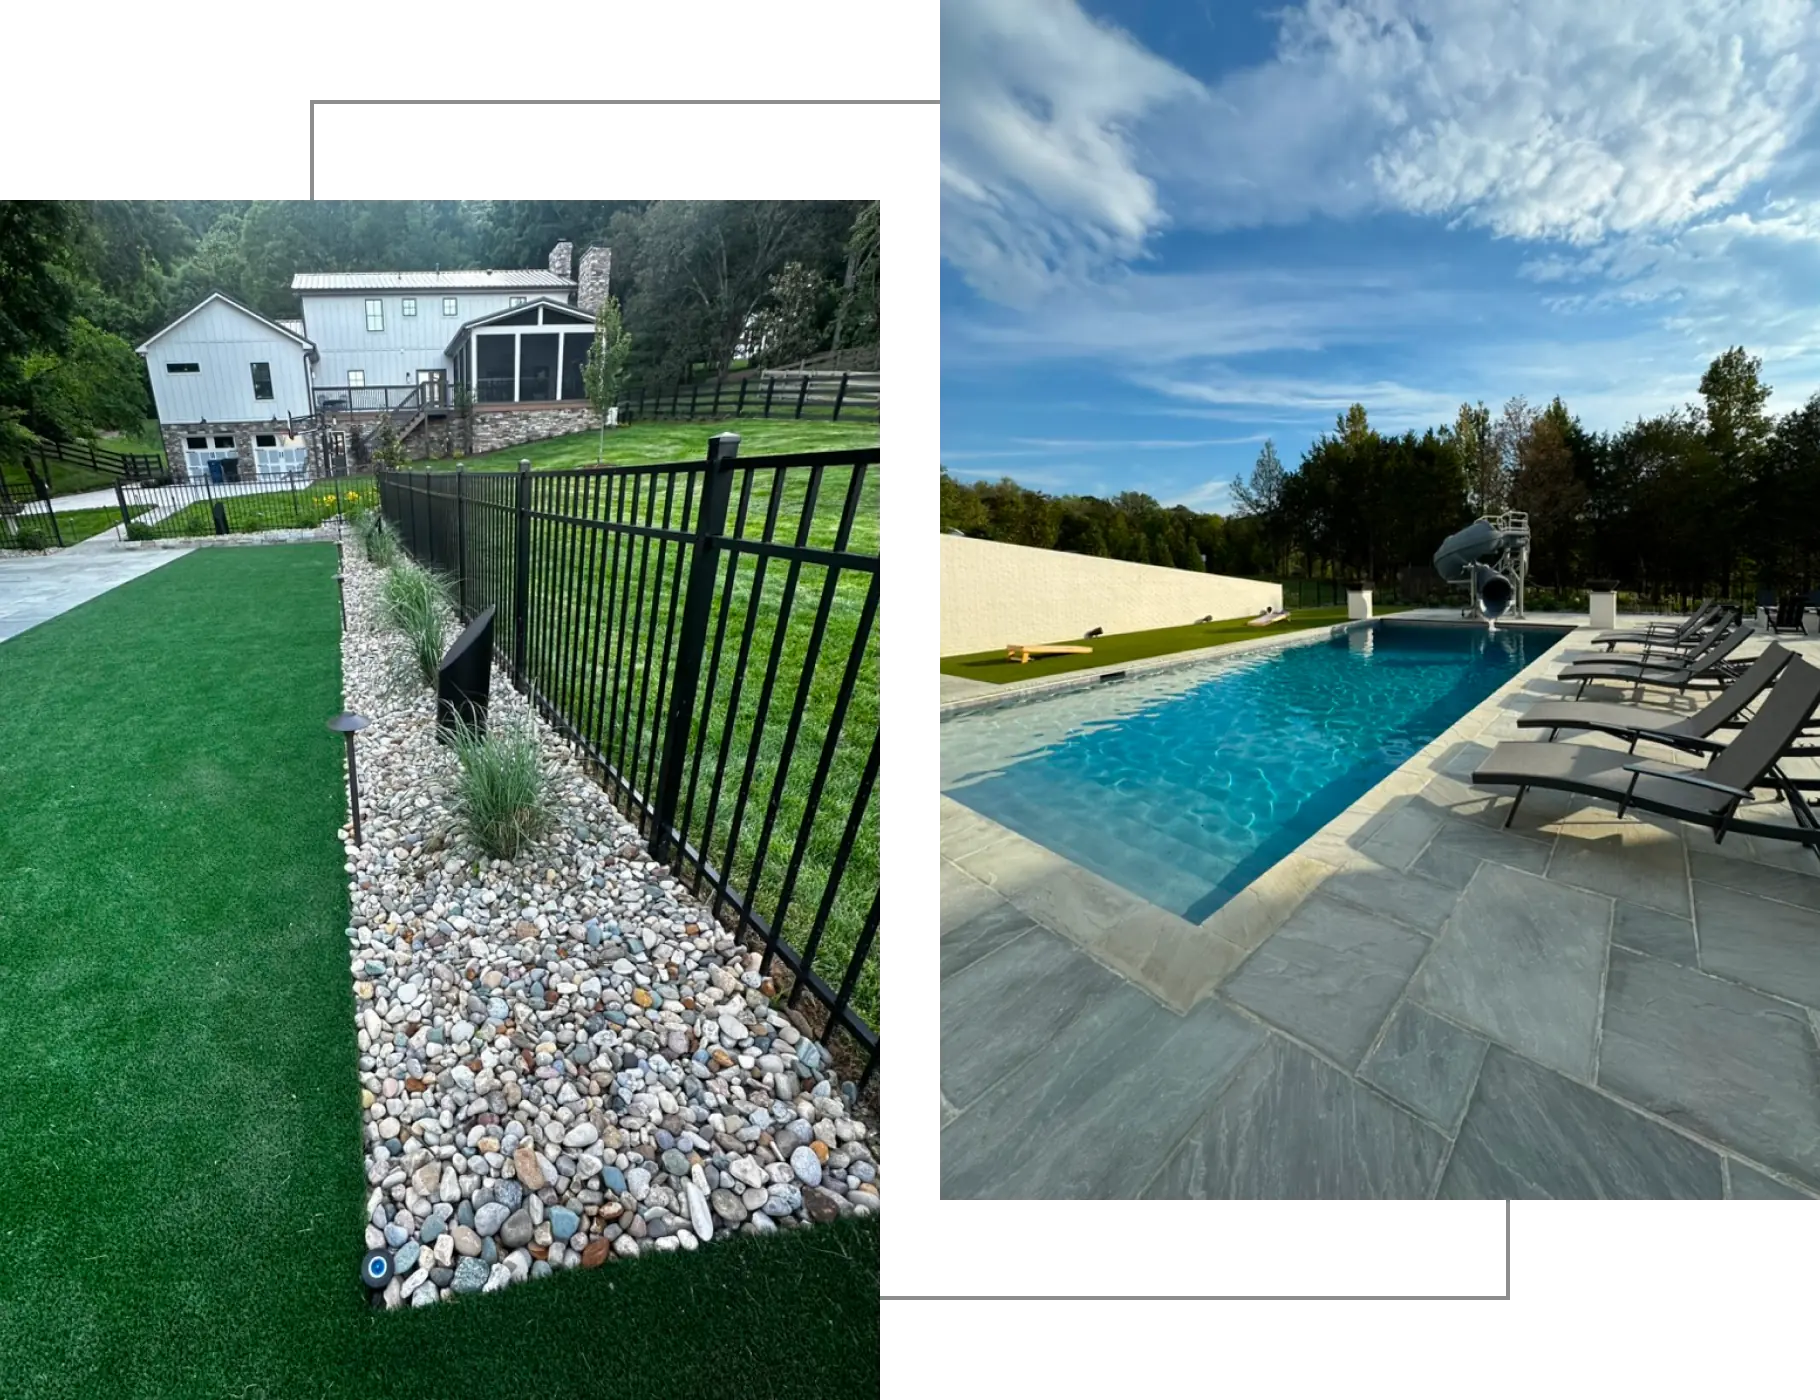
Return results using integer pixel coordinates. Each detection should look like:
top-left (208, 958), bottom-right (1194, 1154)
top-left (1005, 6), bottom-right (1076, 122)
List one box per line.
top-left (333, 572), bottom-right (348, 632)
top-left (327, 713), bottom-right (370, 846)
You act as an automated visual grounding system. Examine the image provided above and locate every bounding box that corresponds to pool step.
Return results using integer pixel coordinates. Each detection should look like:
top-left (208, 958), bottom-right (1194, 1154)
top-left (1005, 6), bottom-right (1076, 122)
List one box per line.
top-left (953, 768), bottom-right (1222, 918)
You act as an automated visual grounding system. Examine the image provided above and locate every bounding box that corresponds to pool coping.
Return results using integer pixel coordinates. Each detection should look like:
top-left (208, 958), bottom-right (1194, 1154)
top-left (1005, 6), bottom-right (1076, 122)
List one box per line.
top-left (938, 611), bottom-right (1579, 718)
top-left (941, 617), bottom-right (1591, 1013)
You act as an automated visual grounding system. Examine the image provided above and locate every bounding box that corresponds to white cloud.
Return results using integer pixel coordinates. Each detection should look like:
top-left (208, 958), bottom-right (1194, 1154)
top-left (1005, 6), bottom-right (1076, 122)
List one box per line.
top-left (940, 0), bottom-right (1202, 304)
top-left (943, 0), bottom-right (1820, 298)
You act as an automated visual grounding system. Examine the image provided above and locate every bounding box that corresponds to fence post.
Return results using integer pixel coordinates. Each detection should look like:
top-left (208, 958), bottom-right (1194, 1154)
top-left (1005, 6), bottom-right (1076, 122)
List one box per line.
top-left (115, 482), bottom-right (132, 536)
top-left (735, 379), bottom-right (748, 417)
top-left (794, 374), bottom-right (810, 419)
top-left (28, 457), bottom-right (62, 547)
top-left (832, 372), bottom-right (849, 421)
top-left (511, 458), bottom-right (532, 688)
top-left (650, 432), bottom-right (739, 863)
top-left (711, 378), bottom-right (722, 418)
top-left (764, 378), bottom-right (776, 418)
top-left (454, 468), bottom-right (467, 619)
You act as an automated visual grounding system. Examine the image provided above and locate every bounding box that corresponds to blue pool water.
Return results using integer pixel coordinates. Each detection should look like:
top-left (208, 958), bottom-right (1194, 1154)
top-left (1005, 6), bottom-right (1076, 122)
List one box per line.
top-left (941, 621), bottom-right (1568, 921)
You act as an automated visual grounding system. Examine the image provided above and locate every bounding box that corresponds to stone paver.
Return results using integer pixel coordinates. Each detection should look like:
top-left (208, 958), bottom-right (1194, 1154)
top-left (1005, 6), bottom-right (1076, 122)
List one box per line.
top-left (941, 619), bottom-right (1820, 1199)
top-left (0, 546), bottom-right (191, 643)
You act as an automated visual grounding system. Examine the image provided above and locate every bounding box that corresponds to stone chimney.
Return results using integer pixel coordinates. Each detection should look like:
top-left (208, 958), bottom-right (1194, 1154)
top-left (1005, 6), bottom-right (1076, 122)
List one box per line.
top-left (577, 245), bottom-right (612, 315)
top-left (547, 240), bottom-right (573, 279)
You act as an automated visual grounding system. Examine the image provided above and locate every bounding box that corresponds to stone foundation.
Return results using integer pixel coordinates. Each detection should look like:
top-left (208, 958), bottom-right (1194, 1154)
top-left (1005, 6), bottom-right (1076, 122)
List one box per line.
top-left (161, 420), bottom-right (324, 483)
top-left (468, 404), bottom-right (600, 457)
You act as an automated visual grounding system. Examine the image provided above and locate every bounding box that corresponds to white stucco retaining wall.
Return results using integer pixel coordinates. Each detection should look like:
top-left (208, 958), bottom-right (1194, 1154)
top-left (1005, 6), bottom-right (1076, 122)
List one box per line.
top-left (941, 535), bottom-right (1283, 656)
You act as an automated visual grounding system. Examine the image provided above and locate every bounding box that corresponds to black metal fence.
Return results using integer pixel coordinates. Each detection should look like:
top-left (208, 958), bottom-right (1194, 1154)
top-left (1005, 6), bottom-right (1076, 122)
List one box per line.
top-left (376, 435), bottom-right (881, 1089)
top-left (618, 372), bottom-right (879, 425)
top-left (91, 477), bottom-right (374, 542)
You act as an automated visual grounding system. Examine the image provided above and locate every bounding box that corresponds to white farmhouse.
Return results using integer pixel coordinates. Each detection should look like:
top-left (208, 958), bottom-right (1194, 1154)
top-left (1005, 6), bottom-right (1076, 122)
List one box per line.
top-left (138, 242), bottom-right (611, 482)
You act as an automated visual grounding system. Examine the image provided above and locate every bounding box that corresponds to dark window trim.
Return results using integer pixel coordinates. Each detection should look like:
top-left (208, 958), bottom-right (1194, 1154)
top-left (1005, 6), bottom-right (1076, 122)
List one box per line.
top-left (443, 296), bottom-right (458, 316)
top-left (250, 361), bottom-right (274, 400)
top-left (402, 297), bottom-right (417, 317)
top-left (348, 370), bottom-right (366, 388)
top-left (365, 298), bottom-right (384, 332)
top-left (167, 362), bottom-right (200, 373)
top-left (254, 433), bottom-right (278, 447)
top-left (185, 436), bottom-right (208, 449)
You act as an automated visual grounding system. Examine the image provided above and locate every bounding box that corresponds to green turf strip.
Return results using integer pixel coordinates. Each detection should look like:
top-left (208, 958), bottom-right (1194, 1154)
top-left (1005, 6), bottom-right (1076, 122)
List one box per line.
top-left (0, 545), bottom-right (877, 1399)
top-left (938, 605), bottom-right (1417, 684)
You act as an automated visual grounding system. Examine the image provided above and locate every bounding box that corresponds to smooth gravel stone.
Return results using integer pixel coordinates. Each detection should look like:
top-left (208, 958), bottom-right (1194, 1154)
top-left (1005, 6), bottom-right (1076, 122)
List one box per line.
top-left (418, 1214), bottom-right (445, 1244)
top-left (431, 1266), bottom-right (455, 1288)
top-left (763, 1184), bottom-right (803, 1217)
top-left (499, 1209), bottom-right (533, 1248)
top-left (451, 1226), bottom-right (482, 1258)
top-left (384, 1222), bottom-right (409, 1248)
top-left (804, 1188), bottom-right (843, 1224)
top-left (710, 1188), bottom-right (747, 1223)
top-left (795, 1041), bottom-right (826, 1073)
top-left (531, 1261), bottom-right (554, 1280)
top-left (601, 1165), bottom-right (627, 1194)
top-left (392, 1241), bottom-right (421, 1276)
top-left (789, 1145), bottom-right (823, 1187)
top-left (474, 1202), bottom-right (510, 1238)
top-left (564, 1122), bottom-right (600, 1149)
top-left (451, 1257), bottom-right (489, 1294)
top-left (654, 1129), bottom-right (676, 1151)
top-left (549, 1206), bottom-right (580, 1241)
top-left (456, 1202), bottom-right (475, 1229)
top-left (614, 1236), bottom-right (641, 1259)
top-left (684, 1183), bottom-right (714, 1241)
top-left (627, 1167), bottom-right (652, 1198)
top-left (482, 1263), bottom-right (512, 1293)
top-left (492, 1180), bottom-right (524, 1211)
top-left (576, 1154), bottom-right (604, 1183)
top-left (661, 1148), bottom-right (690, 1178)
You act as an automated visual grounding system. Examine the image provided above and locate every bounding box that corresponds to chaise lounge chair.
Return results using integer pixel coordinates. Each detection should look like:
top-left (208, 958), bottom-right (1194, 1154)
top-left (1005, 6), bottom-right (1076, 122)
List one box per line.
top-left (1474, 655), bottom-right (1820, 861)
top-left (1765, 594), bottom-right (1810, 636)
top-left (1558, 622), bottom-right (1753, 699)
top-left (1516, 642), bottom-right (1798, 751)
top-left (1592, 598), bottom-right (1718, 651)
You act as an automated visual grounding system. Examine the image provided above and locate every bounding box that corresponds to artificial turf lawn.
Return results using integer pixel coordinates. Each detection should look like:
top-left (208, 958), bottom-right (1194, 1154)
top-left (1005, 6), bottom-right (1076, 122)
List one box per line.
top-left (0, 545), bottom-right (878, 1400)
top-left (938, 604), bottom-right (1412, 683)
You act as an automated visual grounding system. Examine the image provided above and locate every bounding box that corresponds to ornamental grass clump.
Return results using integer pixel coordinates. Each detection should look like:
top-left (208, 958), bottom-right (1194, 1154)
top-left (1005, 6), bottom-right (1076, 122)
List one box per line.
top-left (381, 558), bottom-right (455, 684)
top-left (447, 715), bottom-right (552, 860)
top-left (354, 510), bottom-right (397, 567)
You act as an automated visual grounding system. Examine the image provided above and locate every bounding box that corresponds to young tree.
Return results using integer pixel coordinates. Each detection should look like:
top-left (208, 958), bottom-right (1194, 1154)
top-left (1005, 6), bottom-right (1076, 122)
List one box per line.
top-left (1453, 400), bottom-right (1504, 517)
top-left (1510, 399), bottom-right (1588, 589)
top-left (371, 413), bottom-right (406, 471)
top-left (580, 294), bottom-right (632, 465)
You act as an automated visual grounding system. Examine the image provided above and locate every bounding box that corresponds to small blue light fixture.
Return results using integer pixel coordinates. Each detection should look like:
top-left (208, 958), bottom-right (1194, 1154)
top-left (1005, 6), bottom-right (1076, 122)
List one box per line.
top-left (361, 1249), bottom-right (392, 1290)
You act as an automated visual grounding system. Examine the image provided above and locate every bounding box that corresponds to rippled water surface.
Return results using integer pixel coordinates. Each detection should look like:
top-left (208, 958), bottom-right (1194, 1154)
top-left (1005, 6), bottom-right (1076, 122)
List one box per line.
top-left (942, 622), bottom-right (1567, 920)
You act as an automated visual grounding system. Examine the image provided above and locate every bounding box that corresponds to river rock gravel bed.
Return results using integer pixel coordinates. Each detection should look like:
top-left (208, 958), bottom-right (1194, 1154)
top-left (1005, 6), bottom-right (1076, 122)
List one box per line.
top-left (337, 543), bottom-right (879, 1309)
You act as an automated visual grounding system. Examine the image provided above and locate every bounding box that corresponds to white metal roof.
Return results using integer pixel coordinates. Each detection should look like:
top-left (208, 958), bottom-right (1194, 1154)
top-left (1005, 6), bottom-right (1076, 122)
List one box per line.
top-left (291, 269), bottom-right (574, 292)
top-left (443, 297), bottom-right (595, 357)
top-left (275, 318), bottom-right (305, 335)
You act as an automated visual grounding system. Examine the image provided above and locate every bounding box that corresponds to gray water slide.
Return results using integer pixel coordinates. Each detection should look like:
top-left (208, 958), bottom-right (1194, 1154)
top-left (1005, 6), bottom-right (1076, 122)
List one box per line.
top-left (1434, 516), bottom-right (1527, 621)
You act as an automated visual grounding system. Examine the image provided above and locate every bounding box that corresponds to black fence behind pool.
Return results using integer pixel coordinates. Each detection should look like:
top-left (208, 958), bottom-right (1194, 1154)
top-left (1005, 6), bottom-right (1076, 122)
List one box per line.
top-left (377, 435), bottom-right (881, 1090)
top-left (84, 476), bottom-right (375, 542)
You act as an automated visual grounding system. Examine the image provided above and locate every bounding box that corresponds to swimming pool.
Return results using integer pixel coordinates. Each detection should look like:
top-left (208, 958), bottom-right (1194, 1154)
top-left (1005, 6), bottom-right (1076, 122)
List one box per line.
top-left (941, 621), bottom-right (1569, 922)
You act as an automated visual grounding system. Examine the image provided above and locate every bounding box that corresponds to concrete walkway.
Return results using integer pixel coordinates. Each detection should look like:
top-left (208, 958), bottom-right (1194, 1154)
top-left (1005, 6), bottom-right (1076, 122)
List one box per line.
top-left (0, 546), bottom-right (192, 643)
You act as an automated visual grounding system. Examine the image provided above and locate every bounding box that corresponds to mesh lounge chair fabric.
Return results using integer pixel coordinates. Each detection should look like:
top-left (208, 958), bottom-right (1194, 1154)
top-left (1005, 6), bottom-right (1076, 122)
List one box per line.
top-left (1766, 595), bottom-right (1809, 636)
top-left (1475, 656), bottom-right (1820, 838)
top-left (1592, 598), bottom-right (1718, 649)
top-left (1517, 643), bottom-right (1795, 748)
top-left (1558, 623), bottom-right (1751, 695)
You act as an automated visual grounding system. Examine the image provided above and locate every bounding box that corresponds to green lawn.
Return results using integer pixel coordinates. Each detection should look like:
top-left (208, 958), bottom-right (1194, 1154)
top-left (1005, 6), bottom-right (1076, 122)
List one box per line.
top-left (147, 479), bottom-right (376, 538)
top-left (96, 418), bottom-right (168, 457)
top-left (0, 505), bottom-right (148, 549)
top-left (940, 605), bottom-right (1411, 683)
top-left (434, 418), bottom-right (879, 472)
top-left (0, 546), bottom-right (878, 1400)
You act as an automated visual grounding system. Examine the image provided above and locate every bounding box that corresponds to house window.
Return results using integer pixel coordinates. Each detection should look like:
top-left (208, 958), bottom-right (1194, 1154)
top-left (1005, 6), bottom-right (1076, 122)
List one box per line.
top-left (509, 296), bottom-right (527, 307)
top-left (402, 298), bottom-right (417, 317)
top-left (365, 298), bottom-right (384, 332)
top-left (561, 332), bottom-right (594, 401)
top-left (250, 362), bottom-right (273, 400)
top-left (475, 335), bottom-right (516, 403)
top-left (186, 436), bottom-right (207, 449)
top-left (519, 333), bottom-right (558, 402)
top-left (443, 297), bottom-right (458, 316)
top-left (254, 433), bottom-right (277, 448)
top-left (213, 435), bottom-right (235, 450)
top-left (348, 370), bottom-right (365, 388)
top-left (167, 362), bottom-right (200, 374)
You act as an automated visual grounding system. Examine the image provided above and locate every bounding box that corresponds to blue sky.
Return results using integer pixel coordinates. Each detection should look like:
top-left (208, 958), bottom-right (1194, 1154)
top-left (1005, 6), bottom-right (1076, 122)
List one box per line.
top-left (941, 0), bottom-right (1820, 512)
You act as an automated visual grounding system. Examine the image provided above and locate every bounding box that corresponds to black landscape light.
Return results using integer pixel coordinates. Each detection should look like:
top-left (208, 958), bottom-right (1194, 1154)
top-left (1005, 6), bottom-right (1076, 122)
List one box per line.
top-left (333, 572), bottom-right (347, 631)
top-left (437, 605), bottom-right (496, 742)
top-left (327, 712), bottom-right (371, 845)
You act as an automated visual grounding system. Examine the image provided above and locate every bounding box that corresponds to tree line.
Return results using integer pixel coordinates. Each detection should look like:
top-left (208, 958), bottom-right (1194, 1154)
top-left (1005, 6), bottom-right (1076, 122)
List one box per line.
top-left (0, 199), bottom-right (879, 464)
top-left (942, 348), bottom-right (1820, 601)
